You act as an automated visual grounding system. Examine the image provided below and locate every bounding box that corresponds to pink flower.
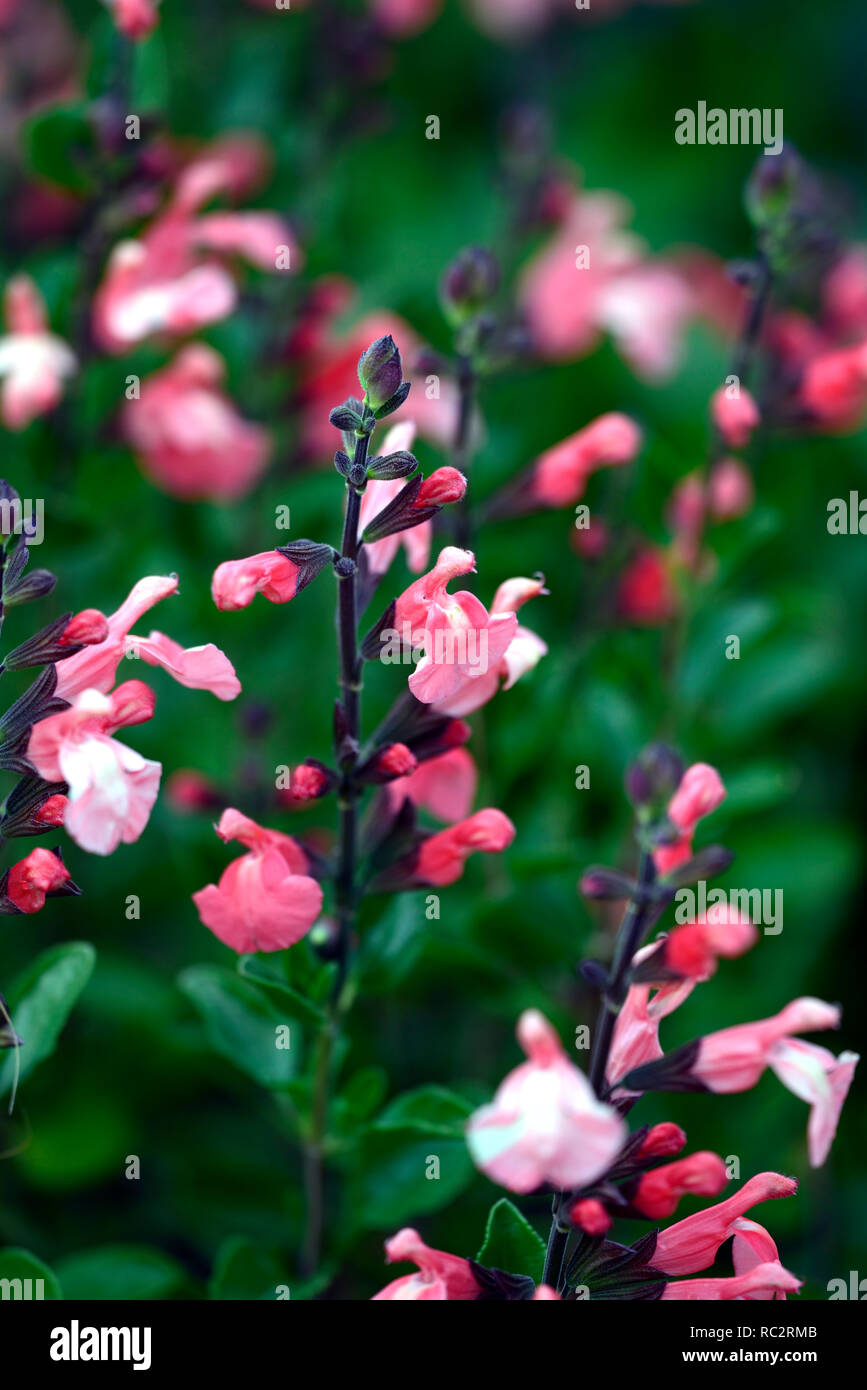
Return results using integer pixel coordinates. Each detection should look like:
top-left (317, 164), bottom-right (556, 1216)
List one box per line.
top-left (358, 422), bottom-right (431, 577)
top-left (211, 551), bottom-right (300, 611)
top-left (766, 1038), bottom-right (859, 1168)
top-left (653, 761), bottom-right (726, 875)
top-left (606, 969), bottom-right (696, 1094)
top-left (531, 1284), bottom-right (561, 1300)
top-left (123, 345), bottom-right (270, 501)
top-left (708, 457), bottom-right (754, 521)
top-left (530, 413), bottom-right (642, 508)
top-left (5, 847), bottom-right (70, 913)
top-left (661, 1262), bottom-right (802, 1301)
top-left (107, 0), bottom-right (159, 40)
top-left (617, 548), bottom-right (678, 627)
top-left (823, 246), bottom-right (867, 337)
top-left (370, 0), bottom-right (442, 37)
top-left (432, 575), bottom-right (548, 718)
top-left (28, 683), bottom-right (162, 856)
top-left (636, 1122), bottom-right (687, 1159)
top-left (387, 747), bottom-right (478, 823)
top-left (393, 548), bottom-right (518, 705)
top-left (652, 1171), bottom-right (798, 1276)
top-left (466, 1009), bottom-right (627, 1193)
top-left (520, 186), bottom-right (693, 378)
top-left (192, 809), bottom-right (323, 953)
top-left (371, 1228), bottom-right (479, 1301)
top-left (632, 1151), bottom-right (728, 1219)
top-left (93, 180), bottom-right (298, 353)
top-left (710, 385), bottom-right (761, 449)
top-left (798, 340), bottom-right (867, 430)
top-left (0, 275), bottom-right (76, 429)
top-left (731, 1220), bottom-right (789, 1300)
top-left (55, 573), bottom-right (240, 703)
top-left (693, 997), bottom-right (841, 1093)
top-left (415, 808), bottom-right (515, 885)
top-left (651, 907), bottom-right (758, 982)
top-left (570, 1197), bottom-right (612, 1236)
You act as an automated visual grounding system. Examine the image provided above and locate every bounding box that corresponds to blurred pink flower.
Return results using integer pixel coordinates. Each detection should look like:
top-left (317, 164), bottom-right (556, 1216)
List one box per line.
top-left (530, 412), bottom-right (641, 509)
top-left (29, 682), bottom-right (162, 856)
top-left (466, 1009), bottom-right (627, 1193)
top-left (106, 0), bottom-right (160, 40)
top-left (653, 761), bottom-right (725, 875)
top-left (192, 808), bottom-right (323, 953)
top-left (371, 1228), bottom-right (478, 1301)
top-left (123, 344), bottom-right (270, 500)
top-left (387, 746), bottom-right (478, 823)
top-left (0, 275), bottom-right (76, 429)
top-left (414, 808), bottom-right (515, 885)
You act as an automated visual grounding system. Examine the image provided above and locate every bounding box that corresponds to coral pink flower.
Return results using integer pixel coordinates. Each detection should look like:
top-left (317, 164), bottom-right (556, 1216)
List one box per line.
top-left (606, 967), bottom-right (696, 1094)
top-left (5, 847), bottom-right (70, 913)
top-left (192, 809), bottom-right (323, 953)
top-left (632, 1151), bottom-right (728, 1219)
top-left (654, 907), bottom-right (758, 982)
top-left (35, 794), bottom-right (69, 827)
top-left (415, 808), bottom-right (515, 885)
top-left (107, 0), bottom-right (159, 39)
top-left (211, 551), bottom-right (300, 611)
top-left (466, 1009), bottom-right (627, 1193)
top-left (766, 1038), bottom-right (859, 1168)
top-left (432, 575), bottom-right (547, 717)
top-left (393, 548), bottom-right (517, 705)
top-left (55, 573), bottom-right (240, 703)
top-left (60, 610), bottom-right (110, 648)
top-left (520, 186), bottom-right (693, 377)
top-left (710, 385), bottom-right (761, 449)
top-left (652, 1171), bottom-right (798, 1276)
top-left (387, 747), bottom-right (477, 823)
top-left (531, 1284), bottom-right (561, 1300)
top-left (570, 1197), bottom-right (612, 1236)
top-left (798, 340), bottom-right (867, 430)
top-left (731, 1220), bottom-right (789, 1300)
top-left (693, 997), bottom-right (841, 1093)
top-left (530, 413), bottom-right (642, 508)
top-left (636, 1122), bottom-right (687, 1159)
top-left (0, 275), bottom-right (76, 429)
top-left (653, 762), bottom-right (725, 875)
top-left (123, 345), bottom-right (270, 501)
top-left (823, 246), bottom-right (867, 337)
top-left (617, 548), bottom-right (678, 626)
top-left (661, 1262), bottom-right (802, 1301)
top-left (165, 769), bottom-right (221, 812)
top-left (371, 1228), bottom-right (479, 1301)
top-left (358, 422), bottom-right (431, 577)
top-left (708, 457), bottom-right (754, 521)
top-left (28, 683), bottom-right (162, 856)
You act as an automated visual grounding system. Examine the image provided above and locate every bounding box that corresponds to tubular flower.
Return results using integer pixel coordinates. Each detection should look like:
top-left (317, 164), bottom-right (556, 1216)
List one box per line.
top-left (358, 422), bottom-right (431, 577)
top-left (432, 576), bottom-right (548, 718)
top-left (392, 548), bottom-right (517, 705)
top-left (192, 809), bottom-right (323, 954)
top-left (372, 1228), bottom-right (479, 1301)
top-left (616, 547), bottom-right (678, 627)
top-left (5, 847), bottom-right (71, 913)
top-left (638, 907), bottom-right (758, 984)
top-left (414, 808), bottom-right (515, 886)
top-left (211, 551), bottom-right (301, 611)
top-left (710, 385), bottom-right (761, 449)
top-left (653, 762), bottom-right (726, 876)
top-left (122, 344), bottom-right (270, 501)
top-left (466, 1009), bottom-right (627, 1194)
top-left (386, 747), bottom-right (478, 823)
top-left (652, 1172), bottom-right (799, 1277)
top-left (661, 1262), bottom-right (802, 1301)
top-left (0, 275), bottom-right (76, 430)
top-left (28, 683), bottom-right (162, 856)
top-left (530, 413), bottom-right (642, 508)
top-left (631, 1151), bottom-right (729, 1219)
top-left (53, 573), bottom-right (240, 702)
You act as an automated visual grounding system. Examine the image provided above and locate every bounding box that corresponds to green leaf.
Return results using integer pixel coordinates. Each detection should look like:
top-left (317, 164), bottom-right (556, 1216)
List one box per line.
top-left (0, 943), bottom-right (96, 1099)
top-left (237, 955), bottom-right (325, 1029)
top-left (55, 1245), bottom-right (189, 1300)
top-left (23, 105), bottom-right (98, 194)
top-left (358, 894), bottom-right (430, 990)
top-left (476, 1199), bottom-right (546, 1283)
top-left (373, 1085), bottom-right (472, 1137)
top-left (0, 1248), bottom-right (62, 1300)
top-left (209, 1237), bottom-right (292, 1300)
top-left (178, 965), bottom-right (296, 1089)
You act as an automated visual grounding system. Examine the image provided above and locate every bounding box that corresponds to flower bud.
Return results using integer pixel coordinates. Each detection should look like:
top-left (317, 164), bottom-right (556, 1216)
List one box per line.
top-left (59, 609), bottom-right (110, 647)
top-left (358, 335), bottom-right (404, 411)
top-left (440, 246), bottom-right (501, 325)
top-left (415, 468), bottom-right (467, 508)
top-left (569, 1197), bottom-right (612, 1237)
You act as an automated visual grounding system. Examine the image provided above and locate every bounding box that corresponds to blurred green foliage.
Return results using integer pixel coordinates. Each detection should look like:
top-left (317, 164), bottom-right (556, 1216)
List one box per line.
top-left (0, 0), bottom-right (864, 1299)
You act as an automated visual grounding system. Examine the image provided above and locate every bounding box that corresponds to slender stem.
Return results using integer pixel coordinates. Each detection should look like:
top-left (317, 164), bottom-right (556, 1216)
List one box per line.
top-left (452, 355), bottom-right (476, 550)
top-left (299, 429), bottom-right (370, 1278)
top-left (542, 849), bottom-right (657, 1294)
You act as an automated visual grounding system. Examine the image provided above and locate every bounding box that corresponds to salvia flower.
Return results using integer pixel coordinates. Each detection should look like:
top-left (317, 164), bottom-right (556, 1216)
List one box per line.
top-left (466, 1009), bottom-right (627, 1193)
top-left (5, 846), bottom-right (71, 913)
top-left (530, 412), bottom-right (642, 508)
top-left (192, 809), bottom-right (323, 953)
top-left (653, 761), bottom-right (726, 876)
top-left (0, 275), bottom-right (76, 430)
top-left (414, 808), bottom-right (515, 886)
top-left (631, 1150), bottom-right (729, 1219)
top-left (371, 1228), bottom-right (479, 1301)
top-left (211, 552), bottom-right (304, 611)
top-left (433, 575), bottom-right (548, 718)
top-left (710, 384), bottom-right (761, 449)
top-left (652, 1171), bottom-right (799, 1276)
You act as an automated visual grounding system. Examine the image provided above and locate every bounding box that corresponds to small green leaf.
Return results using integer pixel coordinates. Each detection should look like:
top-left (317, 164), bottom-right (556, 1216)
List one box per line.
top-left (178, 965), bottom-right (296, 1089)
top-left (237, 955), bottom-right (325, 1029)
top-left (0, 1248), bottom-right (62, 1299)
top-left (55, 1245), bottom-right (189, 1300)
top-left (0, 942), bottom-right (96, 1098)
top-left (23, 105), bottom-right (98, 194)
top-left (476, 1199), bottom-right (546, 1284)
top-left (209, 1237), bottom-right (292, 1300)
top-left (373, 1085), bottom-right (472, 1137)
